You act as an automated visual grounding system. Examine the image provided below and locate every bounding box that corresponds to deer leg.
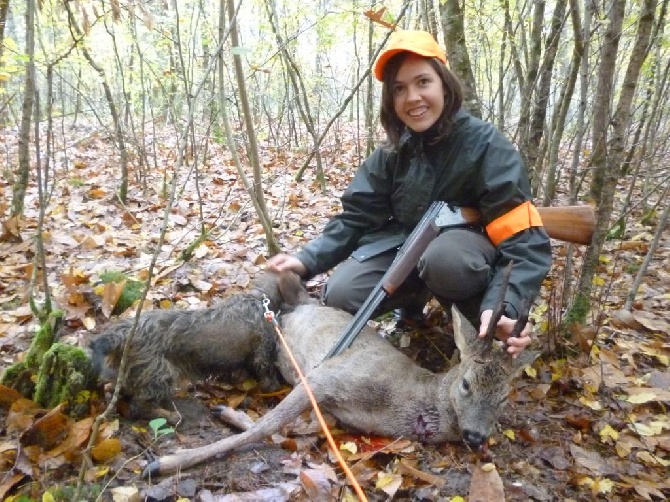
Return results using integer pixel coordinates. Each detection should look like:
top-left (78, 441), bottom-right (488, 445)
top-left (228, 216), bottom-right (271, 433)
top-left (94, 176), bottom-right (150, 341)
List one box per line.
top-left (142, 383), bottom-right (312, 477)
top-left (213, 405), bottom-right (256, 430)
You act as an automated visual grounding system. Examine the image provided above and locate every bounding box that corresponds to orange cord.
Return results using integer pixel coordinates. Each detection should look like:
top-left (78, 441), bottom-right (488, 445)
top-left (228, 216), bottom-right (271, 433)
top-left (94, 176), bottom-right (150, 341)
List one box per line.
top-left (263, 302), bottom-right (369, 502)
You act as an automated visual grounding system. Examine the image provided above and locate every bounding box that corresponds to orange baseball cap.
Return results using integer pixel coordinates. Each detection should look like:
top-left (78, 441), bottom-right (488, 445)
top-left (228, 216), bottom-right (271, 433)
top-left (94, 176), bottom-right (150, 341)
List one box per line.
top-left (373, 30), bottom-right (447, 81)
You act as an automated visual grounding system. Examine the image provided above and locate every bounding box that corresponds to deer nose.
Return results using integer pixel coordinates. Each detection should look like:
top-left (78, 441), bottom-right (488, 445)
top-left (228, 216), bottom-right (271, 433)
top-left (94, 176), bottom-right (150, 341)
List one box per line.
top-left (463, 429), bottom-right (487, 448)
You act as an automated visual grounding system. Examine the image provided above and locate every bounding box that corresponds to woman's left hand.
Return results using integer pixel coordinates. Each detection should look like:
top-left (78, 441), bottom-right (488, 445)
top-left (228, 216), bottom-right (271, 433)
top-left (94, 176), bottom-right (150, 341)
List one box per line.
top-left (478, 309), bottom-right (532, 358)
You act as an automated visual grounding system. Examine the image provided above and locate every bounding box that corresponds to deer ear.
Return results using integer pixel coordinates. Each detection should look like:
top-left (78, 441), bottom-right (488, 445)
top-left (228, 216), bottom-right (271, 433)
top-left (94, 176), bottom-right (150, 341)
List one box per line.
top-left (506, 349), bottom-right (540, 377)
top-left (278, 272), bottom-right (311, 306)
top-left (451, 304), bottom-right (480, 357)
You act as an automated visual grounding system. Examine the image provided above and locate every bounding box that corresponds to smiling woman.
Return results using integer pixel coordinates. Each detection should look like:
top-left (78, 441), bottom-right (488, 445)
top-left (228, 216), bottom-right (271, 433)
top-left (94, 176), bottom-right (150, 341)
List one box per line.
top-left (390, 55), bottom-right (446, 134)
top-left (267, 30), bottom-right (552, 358)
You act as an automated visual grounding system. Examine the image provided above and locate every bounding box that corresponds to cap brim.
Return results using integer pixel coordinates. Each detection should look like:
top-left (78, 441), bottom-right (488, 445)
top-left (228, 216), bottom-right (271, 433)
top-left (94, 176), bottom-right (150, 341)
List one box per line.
top-left (373, 48), bottom-right (445, 81)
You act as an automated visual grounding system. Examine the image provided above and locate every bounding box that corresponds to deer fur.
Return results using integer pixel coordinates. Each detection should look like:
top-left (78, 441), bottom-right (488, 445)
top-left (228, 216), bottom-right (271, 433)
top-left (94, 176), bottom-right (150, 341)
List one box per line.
top-left (144, 298), bottom-right (536, 477)
top-left (88, 270), bottom-right (309, 420)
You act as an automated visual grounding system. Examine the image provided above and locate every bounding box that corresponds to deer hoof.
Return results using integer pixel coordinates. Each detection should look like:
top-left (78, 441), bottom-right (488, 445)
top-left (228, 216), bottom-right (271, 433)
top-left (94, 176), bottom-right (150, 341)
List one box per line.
top-left (142, 461), bottom-right (161, 478)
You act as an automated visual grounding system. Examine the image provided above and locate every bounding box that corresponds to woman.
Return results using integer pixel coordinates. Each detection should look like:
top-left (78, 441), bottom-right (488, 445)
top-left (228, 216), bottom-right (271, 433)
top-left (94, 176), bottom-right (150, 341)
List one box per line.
top-left (267, 30), bottom-right (552, 356)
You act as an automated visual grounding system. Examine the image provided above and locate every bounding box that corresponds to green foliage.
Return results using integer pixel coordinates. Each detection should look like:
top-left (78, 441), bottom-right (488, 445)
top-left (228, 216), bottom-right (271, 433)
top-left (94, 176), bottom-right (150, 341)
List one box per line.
top-left (7, 496), bottom-right (35, 502)
top-left (149, 417), bottom-right (175, 439)
top-left (98, 270), bottom-right (144, 314)
top-left (180, 232), bottom-right (208, 262)
top-left (43, 482), bottom-right (103, 502)
top-left (562, 292), bottom-right (591, 329)
top-left (68, 178), bottom-right (85, 187)
top-left (607, 217), bottom-right (626, 240)
top-left (640, 208), bottom-right (658, 226)
top-left (0, 361), bottom-right (33, 397)
top-left (624, 262), bottom-right (641, 274)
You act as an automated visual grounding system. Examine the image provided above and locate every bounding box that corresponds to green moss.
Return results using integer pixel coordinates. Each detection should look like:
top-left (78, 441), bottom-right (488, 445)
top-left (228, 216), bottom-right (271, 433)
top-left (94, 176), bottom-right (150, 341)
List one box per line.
top-left (35, 483), bottom-right (103, 502)
top-left (33, 343), bottom-right (98, 418)
top-left (1, 310), bottom-right (63, 394)
top-left (564, 293), bottom-right (590, 325)
top-left (1, 309), bottom-right (99, 418)
top-left (180, 232), bottom-right (208, 262)
top-left (0, 361), bottom-right (34, 397)
top-left (98, 270), bottom-right (145, 314)
top-left (24, 316), bottom-right (57, 367)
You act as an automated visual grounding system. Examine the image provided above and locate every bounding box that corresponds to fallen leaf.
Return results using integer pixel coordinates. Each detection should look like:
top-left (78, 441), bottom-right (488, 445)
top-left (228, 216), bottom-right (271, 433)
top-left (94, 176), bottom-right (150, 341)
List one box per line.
top-left (339, 441), bottom-right (357, 455)
top-left (538, 446), bottom-right (570, 470)
top-left (632, 311), bottom-right (670, 334)
top-left (397, 458), bottom-right (446, 487)
top-left (599, 424), bottom-right (619, 443)
top-left (578, 396), bottom-right (602, 410)
top-left (0, 473), bottom-right (27, 500)
top-left (636, 451), bottom-right (670, 467)
top-left (375, 471), bottom-right (402, 497)
top-left (569, 443), bottom-right (617, 475)
top-left (503, 429), bottom-right (515, 441)
top-left (91, 437), bottom-right (122, 463)
top-left (468, 462), bottom-right (504, 502)
top-left (299, 468), bottom-right (332, 500)
top-left (110, 485), bottom-right (141, 502)
top-left (20, 404), bottom-right (71, 449)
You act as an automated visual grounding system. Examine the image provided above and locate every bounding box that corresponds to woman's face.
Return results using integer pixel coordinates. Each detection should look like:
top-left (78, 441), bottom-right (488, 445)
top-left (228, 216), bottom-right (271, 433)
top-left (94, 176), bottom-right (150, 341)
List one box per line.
top-left (392, 54), bottom-right (445, 133)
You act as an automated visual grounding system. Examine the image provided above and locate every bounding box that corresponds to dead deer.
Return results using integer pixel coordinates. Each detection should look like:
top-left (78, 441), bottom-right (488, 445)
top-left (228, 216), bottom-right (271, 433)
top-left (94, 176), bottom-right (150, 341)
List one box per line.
top-left (143, 295), bottom-right (537, 477)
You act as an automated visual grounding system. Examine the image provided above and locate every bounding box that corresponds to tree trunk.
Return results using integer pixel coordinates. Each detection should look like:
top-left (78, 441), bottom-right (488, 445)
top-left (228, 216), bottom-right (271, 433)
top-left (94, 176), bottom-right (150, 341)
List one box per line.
top-left (438, 0), bottom-right (481, 118)
top-left (225, 0), bottom-right (280, 256)
top-left (543, 0), bottom-right (582, 205)
top-left (573, 0), bottom-right (657, 321)
top-left (624, 187), bottom-right (669, 311)
top-left (265, 0), bottom-right (326, 191)
top-left (0, 0), bottom-right (9, 104)
top-left (526, 0), bottom-right (567, 194)
top-left (11, 0), bottom-right (35, 219)
top-left (516, 0), bottom-right (544, 164)
top-left (63, 1), bottom-right (129, 204)
top-left (365, 7), bottom-right (375, 157)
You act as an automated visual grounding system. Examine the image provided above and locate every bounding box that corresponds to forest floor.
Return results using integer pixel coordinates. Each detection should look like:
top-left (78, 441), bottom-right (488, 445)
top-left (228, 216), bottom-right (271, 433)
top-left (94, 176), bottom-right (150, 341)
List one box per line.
top-left (0, 123), bottom-right (669, 501)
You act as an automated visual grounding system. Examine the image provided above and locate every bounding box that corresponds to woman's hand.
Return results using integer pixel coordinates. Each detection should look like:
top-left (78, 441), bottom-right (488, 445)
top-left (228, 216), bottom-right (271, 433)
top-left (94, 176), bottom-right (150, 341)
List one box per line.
top-left (479, 309), bottom-right (532, 358)
top-left (266, 254), bottom-right (307, 277)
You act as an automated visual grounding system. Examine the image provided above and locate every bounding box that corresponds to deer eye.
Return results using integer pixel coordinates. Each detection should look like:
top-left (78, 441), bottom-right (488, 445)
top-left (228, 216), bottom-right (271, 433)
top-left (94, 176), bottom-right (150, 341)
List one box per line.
top-left (461, 379), bottom-right (471, 393)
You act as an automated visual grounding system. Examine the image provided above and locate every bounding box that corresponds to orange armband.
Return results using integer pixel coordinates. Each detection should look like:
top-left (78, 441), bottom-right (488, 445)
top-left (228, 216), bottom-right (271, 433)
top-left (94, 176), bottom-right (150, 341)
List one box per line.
top-left (485, 201), bottom-right (543, 246)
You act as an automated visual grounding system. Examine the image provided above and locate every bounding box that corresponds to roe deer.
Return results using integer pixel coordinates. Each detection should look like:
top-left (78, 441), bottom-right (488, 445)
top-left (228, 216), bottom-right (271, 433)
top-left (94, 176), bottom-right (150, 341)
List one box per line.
top-left (144, 297), bottom-right (536, 476)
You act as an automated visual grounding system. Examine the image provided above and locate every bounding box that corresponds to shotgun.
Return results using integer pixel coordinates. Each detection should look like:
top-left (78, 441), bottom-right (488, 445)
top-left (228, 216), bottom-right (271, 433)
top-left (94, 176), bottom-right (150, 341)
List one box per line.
top-left (324, 202), bottom-right (595, 359)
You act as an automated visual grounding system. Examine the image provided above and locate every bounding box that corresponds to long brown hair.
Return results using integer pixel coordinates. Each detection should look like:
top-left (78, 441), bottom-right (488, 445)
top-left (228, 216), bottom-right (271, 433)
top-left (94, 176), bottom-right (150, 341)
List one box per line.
top-left (379, 52), bottom-right (463, 147)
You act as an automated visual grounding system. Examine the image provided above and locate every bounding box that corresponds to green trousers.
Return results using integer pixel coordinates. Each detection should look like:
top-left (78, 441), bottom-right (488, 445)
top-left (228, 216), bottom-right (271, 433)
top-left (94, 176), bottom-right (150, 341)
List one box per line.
top-left (323, 228), bottom-right (495, 327)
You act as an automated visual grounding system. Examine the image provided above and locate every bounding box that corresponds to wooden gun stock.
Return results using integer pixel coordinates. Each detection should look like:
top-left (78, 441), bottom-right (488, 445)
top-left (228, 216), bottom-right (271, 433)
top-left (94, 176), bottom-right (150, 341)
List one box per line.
top-left (460, 205), bottom-right (595, 245)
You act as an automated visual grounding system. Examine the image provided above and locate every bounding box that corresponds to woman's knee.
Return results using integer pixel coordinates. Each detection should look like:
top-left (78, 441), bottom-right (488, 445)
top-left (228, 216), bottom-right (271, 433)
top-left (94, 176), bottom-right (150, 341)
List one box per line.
top-left (418, 230), bottom-right (495, 300)
top-left (323, 255), bottom-right (391, 313)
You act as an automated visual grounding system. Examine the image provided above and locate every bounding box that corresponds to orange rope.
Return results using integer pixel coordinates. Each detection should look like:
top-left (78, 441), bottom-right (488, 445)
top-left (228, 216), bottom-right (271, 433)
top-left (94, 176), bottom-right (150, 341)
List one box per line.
top-left (262, 301), bottom-right (368, 502)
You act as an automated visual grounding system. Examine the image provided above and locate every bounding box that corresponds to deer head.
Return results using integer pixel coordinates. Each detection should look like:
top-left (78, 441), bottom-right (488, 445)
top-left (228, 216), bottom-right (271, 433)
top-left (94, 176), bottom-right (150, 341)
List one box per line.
top-left (448, 304), bottom-right (538, 450)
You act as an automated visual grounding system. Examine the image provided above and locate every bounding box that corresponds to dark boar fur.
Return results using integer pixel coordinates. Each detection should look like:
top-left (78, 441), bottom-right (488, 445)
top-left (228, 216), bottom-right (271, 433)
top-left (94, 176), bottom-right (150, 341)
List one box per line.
top-left (88, 270), bottom-right (310, 419)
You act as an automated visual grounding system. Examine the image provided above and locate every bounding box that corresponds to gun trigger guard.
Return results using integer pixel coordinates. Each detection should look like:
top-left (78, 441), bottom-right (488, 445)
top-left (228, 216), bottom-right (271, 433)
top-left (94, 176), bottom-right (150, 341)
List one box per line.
top-left (434, 205), bottom-right (467, 228)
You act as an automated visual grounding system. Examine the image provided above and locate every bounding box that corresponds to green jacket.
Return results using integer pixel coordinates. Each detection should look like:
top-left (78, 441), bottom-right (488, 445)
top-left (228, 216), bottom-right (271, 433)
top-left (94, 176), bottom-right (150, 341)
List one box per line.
top-left (296, 109), bottom-right (552, 318)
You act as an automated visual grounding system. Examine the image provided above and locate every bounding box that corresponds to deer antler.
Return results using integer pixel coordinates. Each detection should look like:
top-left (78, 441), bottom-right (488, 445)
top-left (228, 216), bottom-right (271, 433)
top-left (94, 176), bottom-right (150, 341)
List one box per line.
top-left (479, 261), bottom-right (514, 358)
top-left (506, 296), bottom-right (531, 344)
